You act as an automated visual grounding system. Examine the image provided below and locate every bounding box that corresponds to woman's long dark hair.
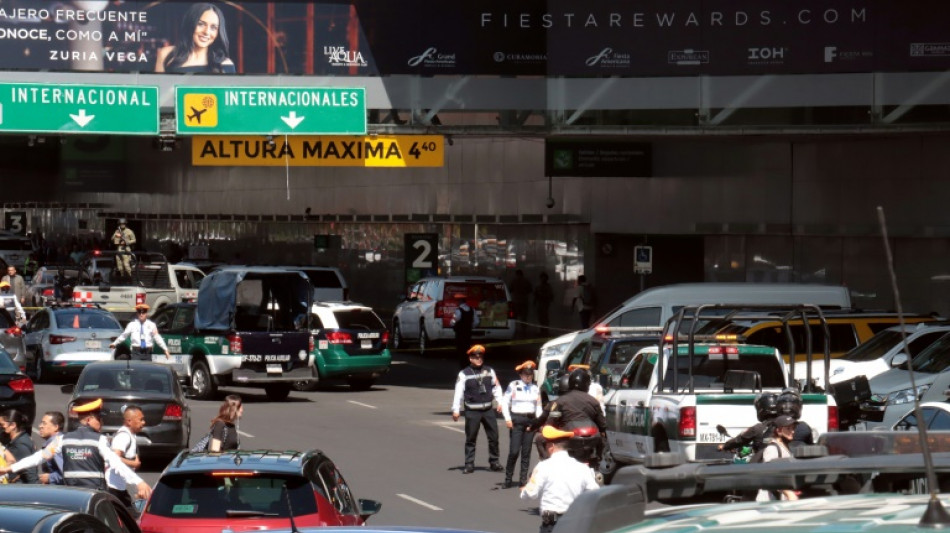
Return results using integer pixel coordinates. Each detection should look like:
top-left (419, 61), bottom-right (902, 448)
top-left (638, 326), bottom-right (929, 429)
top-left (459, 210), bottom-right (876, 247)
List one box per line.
top-left (210, 394), bottom-right (242, 427)
top-left (163, 3), bottom-right (231, 73)
top-left (0, 409), bottom-right (31, 436)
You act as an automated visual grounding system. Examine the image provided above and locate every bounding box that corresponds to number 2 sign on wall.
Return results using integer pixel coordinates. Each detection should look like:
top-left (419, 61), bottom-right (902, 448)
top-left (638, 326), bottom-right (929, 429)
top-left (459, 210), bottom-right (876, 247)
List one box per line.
top-left (405, 233), bottom-right (438, 284)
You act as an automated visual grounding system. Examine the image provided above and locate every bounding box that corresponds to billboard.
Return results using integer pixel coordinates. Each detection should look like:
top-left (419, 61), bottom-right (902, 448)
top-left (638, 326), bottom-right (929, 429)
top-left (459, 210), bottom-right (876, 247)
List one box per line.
top-left (0, 0), bottom-right (946, 77)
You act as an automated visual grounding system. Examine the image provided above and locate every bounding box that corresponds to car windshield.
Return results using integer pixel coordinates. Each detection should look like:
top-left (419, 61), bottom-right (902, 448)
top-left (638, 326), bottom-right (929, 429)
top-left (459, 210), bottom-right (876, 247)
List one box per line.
top-left (0, 349), bottom-right (17, 373)
top-left (79, 367), bottom-right (172, 393)
top-left (911, 334), bottom-right (950, 373)
top-left (147, 473), bottom-right (317, 519)
top-left (661, 353), bottom-right (786, 389)
top-left (54, 309), bottom-right (121, 329)
top-left (333, 309), bottom-right (385, 330)
top-left (843, 329), bottom-right (904, 362)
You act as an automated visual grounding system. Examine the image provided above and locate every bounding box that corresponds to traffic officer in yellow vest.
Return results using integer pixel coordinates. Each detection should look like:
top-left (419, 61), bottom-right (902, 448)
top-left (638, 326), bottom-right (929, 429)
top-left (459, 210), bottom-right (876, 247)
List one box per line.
top-left (112, 218), bottom-right (136, 278)
top-left (451, 344), bottom-right (504, 474)
top-left (0, 399), bottom-right (152, 500)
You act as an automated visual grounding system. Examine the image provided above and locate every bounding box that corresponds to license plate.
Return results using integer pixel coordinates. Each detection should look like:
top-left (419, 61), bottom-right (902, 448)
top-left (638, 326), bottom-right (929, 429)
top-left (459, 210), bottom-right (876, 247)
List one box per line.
top-left (361, 340), bottom-right (372, 349)
top-left (85, 340), bottom-right (102, 349)
top-left (266, 364), bottom-right (282, 374)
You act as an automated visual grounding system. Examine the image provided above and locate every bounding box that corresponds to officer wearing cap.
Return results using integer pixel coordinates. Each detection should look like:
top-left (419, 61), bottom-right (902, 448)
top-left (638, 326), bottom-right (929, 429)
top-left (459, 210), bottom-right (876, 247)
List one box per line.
top-left (0, 280), bottom-right (25, 324)
top-left (112, 218), bottom-right (136, 278)
top-left (501, 360), bottom-right (542, 488)
top-left (521, 426), bottom-right (599, 533)
top-left (0, 399), bottom-right (152, 500)
top-left (451, 344), bottom-right (504, 474)
top-left (110, 303), bottom-right (170, 360)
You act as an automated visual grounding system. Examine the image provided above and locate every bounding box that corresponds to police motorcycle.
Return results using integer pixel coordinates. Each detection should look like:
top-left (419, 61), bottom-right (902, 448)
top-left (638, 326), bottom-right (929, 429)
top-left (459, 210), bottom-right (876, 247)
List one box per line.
top-left (538, 369), bottom-right (607, 473)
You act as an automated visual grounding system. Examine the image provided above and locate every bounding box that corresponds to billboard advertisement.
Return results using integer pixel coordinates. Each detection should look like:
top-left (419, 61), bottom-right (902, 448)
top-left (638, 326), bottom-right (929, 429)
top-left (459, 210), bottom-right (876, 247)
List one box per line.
top-left (0, 0), bottom-right (946, 77)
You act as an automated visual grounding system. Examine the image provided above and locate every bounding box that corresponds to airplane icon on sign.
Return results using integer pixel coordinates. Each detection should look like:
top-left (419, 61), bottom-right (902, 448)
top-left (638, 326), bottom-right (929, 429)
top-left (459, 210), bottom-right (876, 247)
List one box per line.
top-left (187, 106), bottom-right (207, 124)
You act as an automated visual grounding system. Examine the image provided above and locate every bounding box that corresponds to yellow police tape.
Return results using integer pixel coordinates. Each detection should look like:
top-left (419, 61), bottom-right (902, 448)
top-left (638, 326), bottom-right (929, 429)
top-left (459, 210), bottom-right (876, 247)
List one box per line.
top-left (391, 336), bottom-right (548, 353)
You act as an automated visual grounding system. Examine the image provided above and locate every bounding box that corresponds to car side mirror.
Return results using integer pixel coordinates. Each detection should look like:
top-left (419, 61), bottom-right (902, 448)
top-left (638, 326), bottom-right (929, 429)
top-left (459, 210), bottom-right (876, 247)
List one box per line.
top-left (60, 384), bottom-right (75, 394)
top-left (890, 353), bottom-right (909, 368)
top-left (359, 498), bottom-right (382, 520)
top-left (546, 360), bottom-right (560, 373)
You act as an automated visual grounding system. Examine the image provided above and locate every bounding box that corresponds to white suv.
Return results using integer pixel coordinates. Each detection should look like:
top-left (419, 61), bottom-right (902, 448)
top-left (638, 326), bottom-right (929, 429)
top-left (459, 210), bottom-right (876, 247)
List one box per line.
top-left (392, 276), bottom-right (514, 353)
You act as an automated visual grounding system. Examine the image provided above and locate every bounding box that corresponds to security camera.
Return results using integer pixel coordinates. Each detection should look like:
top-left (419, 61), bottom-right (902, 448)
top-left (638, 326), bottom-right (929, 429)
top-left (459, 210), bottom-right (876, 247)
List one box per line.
top-left (545, 197), bottom-right (556, 209)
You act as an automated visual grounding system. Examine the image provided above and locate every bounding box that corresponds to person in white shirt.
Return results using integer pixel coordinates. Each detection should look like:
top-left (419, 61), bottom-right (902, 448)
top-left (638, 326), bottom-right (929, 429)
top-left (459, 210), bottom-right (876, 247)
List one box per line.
top-left (451, 345), bottom-right (504, 474)
top-left (755, 415), bottom-right (799, 502)
top-left (501, 360), bottom-right (543, 489)
top-left (521, 425), bottom-right (600, 533)
top-left (0, 281), bottom-right (25, 324)
top-left (108, 405), bottom-right (146, 510)
top-left (109, 303), bottom-right (170, 360)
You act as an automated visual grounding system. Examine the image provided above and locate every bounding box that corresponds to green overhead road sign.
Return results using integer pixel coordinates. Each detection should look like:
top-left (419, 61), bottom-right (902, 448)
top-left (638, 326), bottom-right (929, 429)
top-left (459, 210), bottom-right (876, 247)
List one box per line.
top-left (176, 87), bottom-right (366, 135)
top-left (0, 83), bottom-right (159, 135)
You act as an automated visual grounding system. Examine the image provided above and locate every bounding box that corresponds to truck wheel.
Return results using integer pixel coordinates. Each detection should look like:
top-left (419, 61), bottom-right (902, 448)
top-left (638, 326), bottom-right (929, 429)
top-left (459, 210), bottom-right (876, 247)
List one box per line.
top-left (347, 377), bottom-right (375, 391)
top-left (265, 384), bottom-right (291, 401)
top-left (292, 380), bottom-right (319, 392)
top-left (32, 354), bottom-right (45, 384)
top-left (191, 361), bottom-right (217, 400)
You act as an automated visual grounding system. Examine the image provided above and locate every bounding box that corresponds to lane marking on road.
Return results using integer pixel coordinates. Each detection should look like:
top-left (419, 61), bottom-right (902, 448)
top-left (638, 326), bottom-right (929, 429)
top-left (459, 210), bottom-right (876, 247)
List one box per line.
top-left (238, 430), bottom-right (255, 438)
top-left (434, 421), bottom-right (465, 434)
top-left (348, 400), bottom-right (377, 409)
top-left (397, 493), bottom-right (443, 511)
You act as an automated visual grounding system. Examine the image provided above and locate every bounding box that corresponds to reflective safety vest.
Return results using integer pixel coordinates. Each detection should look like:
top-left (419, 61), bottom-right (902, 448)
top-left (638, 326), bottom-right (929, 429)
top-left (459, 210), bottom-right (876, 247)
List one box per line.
top-left (462, 366), bottom-right (496, 410)
top-left (61, 425), bottom-right (106, 490)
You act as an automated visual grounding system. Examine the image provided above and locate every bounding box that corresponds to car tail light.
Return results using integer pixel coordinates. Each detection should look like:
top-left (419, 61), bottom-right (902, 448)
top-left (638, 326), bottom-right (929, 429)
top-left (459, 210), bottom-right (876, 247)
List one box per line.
top-left (135, 293), bottom-right (146, 306)
top-left (678, 406), bottom-right (696, 438)
top-left (326, 331), bottom-right (353, 344)
top-left (42, 289), bottom-right (54, 297)
top-left (382, 331), bottom-right (390, 345)
top-left (708, 346), bottom-right (722, 355)
top-left (434, 301), bottom-right (444, 318)
top-left (163, 404), bottom-right (183, 421)
top-left (5, 326), bottom-right (21, 337)
top-left (508, 303), bottom-right (514, 319)
top-left (827, 405), bottom-right (839, 432)
top-left (309, 335), bottom-right (314, 353)
top-left (227, 334), bottom-right (243, 354)
top-left (50, 334), bottom-right (77, 344)
top-left (8, 376), bottom-right (33, 393)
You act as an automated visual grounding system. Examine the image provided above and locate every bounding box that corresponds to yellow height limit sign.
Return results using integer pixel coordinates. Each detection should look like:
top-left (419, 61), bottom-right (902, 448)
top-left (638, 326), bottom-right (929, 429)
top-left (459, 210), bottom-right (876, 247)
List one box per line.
top-left (192, 135), bottom-right (443, 167)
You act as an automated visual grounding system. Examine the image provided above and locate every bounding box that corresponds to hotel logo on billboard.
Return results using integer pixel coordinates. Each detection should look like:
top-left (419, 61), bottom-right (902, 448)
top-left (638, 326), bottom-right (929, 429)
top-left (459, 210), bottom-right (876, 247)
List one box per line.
top-left (407, 47), bottom-right (457, 68)
top-left (747, 46), bottom-right (787, 65)
top-left (910, 43), bottom-right (950, 57)
top-left (324, 46), bottom-right (368, 68)
top-left (585, 47), bottom-right (631, 69)
top-left (492, 51), bottom-right (547, 65)
top-left (668, 49), bottom-right (709, 66)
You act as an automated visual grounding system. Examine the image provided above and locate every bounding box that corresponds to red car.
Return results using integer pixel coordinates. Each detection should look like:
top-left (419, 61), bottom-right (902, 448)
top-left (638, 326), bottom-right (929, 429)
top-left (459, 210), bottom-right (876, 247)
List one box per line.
top-left (139, 449), bottom-right (381, 533)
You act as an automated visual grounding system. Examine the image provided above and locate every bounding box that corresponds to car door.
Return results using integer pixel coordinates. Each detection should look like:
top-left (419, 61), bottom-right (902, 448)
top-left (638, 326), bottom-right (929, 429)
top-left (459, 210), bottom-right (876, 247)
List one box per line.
top-left (315, 458), bottom-right (362, 526)
top-left (22, 309), bottom-right (48, 357)
top-left (162, 306), bottom-right (196, 376)
top-left (606, 347), bottom-right (657, 462)
top-left (398, 281), bottom-right (424, 338)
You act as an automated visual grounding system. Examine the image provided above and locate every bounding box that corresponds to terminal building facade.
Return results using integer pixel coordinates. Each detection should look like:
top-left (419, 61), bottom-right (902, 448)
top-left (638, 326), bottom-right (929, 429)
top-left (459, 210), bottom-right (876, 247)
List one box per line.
top-left (2, 1), bottom-right (949, 321)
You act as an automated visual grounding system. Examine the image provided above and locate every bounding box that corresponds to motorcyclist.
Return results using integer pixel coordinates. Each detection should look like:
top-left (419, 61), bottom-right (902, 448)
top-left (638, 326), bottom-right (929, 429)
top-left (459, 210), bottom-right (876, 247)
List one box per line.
top-left (718, 392), bottom-right (779, 456)
top-left (532, 368), bottom-right (608, 462)
top-left (776, 388), bottom-right (815, 448)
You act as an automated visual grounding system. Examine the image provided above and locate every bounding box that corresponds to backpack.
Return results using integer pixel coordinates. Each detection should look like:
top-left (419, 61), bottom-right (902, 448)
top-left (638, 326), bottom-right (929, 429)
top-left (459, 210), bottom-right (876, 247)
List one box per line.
top-left (190, 425), bottom-right (228, 453)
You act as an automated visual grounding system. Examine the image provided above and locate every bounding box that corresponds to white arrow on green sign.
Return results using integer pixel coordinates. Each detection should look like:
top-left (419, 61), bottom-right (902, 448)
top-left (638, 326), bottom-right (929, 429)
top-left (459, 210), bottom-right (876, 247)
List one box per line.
top-left (176, 86), bottom-right (366, 135)
top-left (0, 83), bottom-right (159, 135)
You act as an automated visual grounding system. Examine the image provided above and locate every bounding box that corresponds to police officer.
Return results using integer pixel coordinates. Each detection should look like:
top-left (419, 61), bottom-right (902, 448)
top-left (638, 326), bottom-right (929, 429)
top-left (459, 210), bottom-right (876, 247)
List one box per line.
top-left (110, 303), bottom-right (171, 360)
top-left (113, 218), bottom-right (136, 278)
top-left (501, 360), bottom-right (542, 488)
top-left (451, 293), bottom-right (478, 369)
top-left (520, 426), bottom-right (599, 533)
top-left (0, 281), bottom-right (25, 324)
top-left (451, 344), bottom-right (504, 474)
top-left (532, 368), bottom-right (608, 460)
top-left (0, 399), bottom-right (151, 500)
top-left (719, 392), bottom-right (780, 456)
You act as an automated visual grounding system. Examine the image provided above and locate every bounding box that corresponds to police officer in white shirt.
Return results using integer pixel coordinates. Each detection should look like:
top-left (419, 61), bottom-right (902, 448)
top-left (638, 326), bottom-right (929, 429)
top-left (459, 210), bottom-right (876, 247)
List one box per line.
top-left (501, 360), bottom-right (542, 488)
top-left (521, 425), bottom-right (600, 533)
top-left (109, 303), bottom-right (170, 360)
top-left (0, 281), bottom-right (25, 324)
top-left (451, 344), bottom-right (504, 474)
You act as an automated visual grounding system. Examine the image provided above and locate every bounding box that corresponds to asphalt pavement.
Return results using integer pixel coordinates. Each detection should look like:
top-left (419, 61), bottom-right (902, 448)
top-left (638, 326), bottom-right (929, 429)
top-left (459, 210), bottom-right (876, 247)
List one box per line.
top-left (29, 336), bottom-right (557, 533)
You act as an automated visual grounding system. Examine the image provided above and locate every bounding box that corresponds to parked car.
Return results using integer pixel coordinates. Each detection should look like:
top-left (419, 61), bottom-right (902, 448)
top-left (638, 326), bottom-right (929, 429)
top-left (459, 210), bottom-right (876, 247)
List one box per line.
top-left (793, 322), bottom-right (950, 389)
top-left (139, 449), bottom-right (381, 532)
top-left (0, 485), bottom-right (141, 529)
top-left (0, 503), bottom-right (119, 533)
top-left (285, 266), bottom-right (349, 302)
top-left (294, 301), bottom-right (391, 391)
top-left (891, 401), bottom-right (950, 431)
top-left (392, 276), bottom-right (514, 353)
top-left (868, 331), bottom-right (950, 428)
top-left (63, 361), bottom-right (190, 460)
top-left (21, 304), bottom-right (124, 383)
top-left (0, 347), bottom-right (35, 424)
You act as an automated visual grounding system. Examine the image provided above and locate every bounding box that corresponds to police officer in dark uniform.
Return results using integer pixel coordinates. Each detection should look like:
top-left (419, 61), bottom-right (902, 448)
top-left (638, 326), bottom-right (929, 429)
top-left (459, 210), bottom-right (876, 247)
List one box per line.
top-left (451, 293), bottom-right (477, 369)
top-left (451, 344), bottom-right (504, 474)
top-left (0, 399), bottom-right (151, 500)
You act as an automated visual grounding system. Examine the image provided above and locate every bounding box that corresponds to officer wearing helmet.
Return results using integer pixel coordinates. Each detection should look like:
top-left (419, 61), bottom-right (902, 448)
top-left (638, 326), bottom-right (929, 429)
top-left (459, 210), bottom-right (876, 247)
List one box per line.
top-left (776, 388), bottom-right (815, 447)
top-left (531, 367), bottom-right (607, 458)
top-left (719, 392), bottom-right (780, 455)
top-left (112, 218), bottom-right (136, 278)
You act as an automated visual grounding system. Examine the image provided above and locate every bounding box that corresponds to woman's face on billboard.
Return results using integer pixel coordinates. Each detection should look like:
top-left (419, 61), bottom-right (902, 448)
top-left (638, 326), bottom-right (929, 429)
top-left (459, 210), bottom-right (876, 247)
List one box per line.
top-left (192, 9), bottom-right (220, 50)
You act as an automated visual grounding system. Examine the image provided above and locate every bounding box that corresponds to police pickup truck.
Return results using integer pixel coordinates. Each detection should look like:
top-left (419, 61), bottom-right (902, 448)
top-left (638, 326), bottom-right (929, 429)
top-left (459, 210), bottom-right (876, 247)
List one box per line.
top-left (601, 304), bottom-right (838, 480)
top-left (121, 267), bottom-right (315, 401)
